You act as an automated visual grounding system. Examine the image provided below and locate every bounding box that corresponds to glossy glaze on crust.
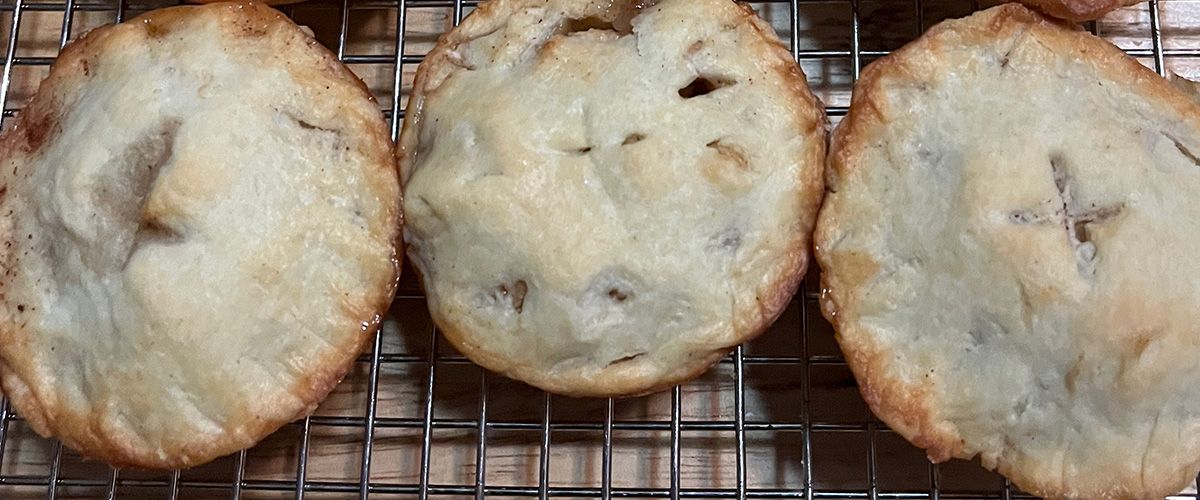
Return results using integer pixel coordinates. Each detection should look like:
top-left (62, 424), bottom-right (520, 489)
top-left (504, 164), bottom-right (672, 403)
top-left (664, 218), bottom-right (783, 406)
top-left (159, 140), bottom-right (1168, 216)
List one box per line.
top-left (398, 0), bottom-right (825, 397)
top-left (818, 4), bottom-right (1200, 499)
top-left (0, 2), bottom-right (400, 469)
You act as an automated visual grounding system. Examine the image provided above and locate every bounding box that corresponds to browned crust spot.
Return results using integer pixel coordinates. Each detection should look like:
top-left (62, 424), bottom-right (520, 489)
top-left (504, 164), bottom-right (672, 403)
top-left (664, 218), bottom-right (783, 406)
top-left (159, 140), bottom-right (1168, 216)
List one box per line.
top-left (1016, 0), bottom-right (1143, 22)
top-left (19, 108), bottom-right (56, 153)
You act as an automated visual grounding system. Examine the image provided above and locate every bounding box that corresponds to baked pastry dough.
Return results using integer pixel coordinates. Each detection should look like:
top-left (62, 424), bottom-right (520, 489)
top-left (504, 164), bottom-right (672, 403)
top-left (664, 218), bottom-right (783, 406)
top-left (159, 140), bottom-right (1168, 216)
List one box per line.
top-left (1016, 0), bottom-right (1142, 22)
top-left (195, 0), bottom-right (305, 5)
top-left (818, 4), bottom-right (1200, 499)
top-left (0, 2), bottom-right (399, 469)
top-left (399, 0), bottom-right (825, 396)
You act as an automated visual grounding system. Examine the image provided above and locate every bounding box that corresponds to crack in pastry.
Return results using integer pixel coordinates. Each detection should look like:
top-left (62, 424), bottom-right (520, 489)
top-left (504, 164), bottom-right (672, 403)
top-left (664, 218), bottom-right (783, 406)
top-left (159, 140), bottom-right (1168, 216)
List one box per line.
top-left (1165, 132), bottom-right (1200, 167)
top-left (678, 76), bottom-right (735, 98)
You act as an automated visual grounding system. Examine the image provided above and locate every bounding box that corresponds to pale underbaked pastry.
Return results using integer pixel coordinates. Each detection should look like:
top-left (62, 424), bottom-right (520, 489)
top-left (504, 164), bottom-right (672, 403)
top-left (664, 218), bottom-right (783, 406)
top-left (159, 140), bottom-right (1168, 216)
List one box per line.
top-left (817, 4), bottom-right (1200, 499)
top-left (0, 2), bottom-right (399, 469)
top-left (1015, 0), bottom-right (1142, 21)
top-left (399, 0), bottom-right (825, 397)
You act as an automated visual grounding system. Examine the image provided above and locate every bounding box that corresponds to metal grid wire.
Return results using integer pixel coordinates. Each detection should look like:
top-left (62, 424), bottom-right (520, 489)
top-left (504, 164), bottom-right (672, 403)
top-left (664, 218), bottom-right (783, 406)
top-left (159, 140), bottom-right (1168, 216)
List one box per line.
top-left (0, 0), bottom-right (1199, 498)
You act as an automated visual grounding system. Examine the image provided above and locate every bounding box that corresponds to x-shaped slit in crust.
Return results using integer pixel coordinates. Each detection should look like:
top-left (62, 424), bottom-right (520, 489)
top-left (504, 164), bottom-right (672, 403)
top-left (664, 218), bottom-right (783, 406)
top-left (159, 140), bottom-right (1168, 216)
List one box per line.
top-left (1050, 156), bottom-right (1124, 247)
top-left (1010, 155), bottom-right (1125, 276)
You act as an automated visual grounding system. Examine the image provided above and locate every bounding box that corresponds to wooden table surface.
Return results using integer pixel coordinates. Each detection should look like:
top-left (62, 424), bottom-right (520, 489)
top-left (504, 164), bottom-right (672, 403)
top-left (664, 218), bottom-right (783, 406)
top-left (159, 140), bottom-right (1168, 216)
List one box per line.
top-left (2, 1), bottom-right (1200, 498)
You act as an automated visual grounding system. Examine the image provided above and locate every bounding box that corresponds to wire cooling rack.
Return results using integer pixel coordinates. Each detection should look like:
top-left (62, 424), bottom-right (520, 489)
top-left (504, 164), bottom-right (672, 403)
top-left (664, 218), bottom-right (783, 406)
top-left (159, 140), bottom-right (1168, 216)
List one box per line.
top-left (2, 0), bottom-right (1200, 498)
